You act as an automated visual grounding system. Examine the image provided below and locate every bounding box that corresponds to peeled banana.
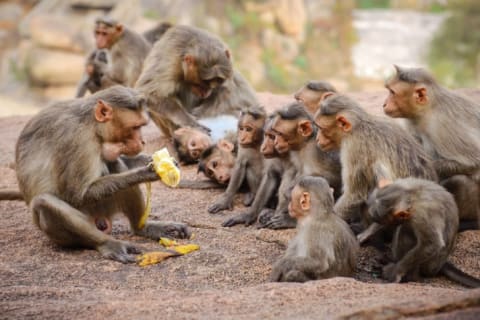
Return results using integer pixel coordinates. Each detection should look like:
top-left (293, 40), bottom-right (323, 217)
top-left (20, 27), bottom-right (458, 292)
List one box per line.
top-left (151, 148), bottom-right (180, 187)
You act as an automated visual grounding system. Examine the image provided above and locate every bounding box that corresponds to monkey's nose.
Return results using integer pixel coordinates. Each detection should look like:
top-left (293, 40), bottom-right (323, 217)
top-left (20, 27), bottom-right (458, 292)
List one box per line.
top-left (141, 140), bottom-right (146, 145)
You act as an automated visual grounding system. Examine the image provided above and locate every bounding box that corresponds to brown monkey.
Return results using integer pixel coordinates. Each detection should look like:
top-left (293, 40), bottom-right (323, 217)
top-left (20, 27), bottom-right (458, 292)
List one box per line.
top-left (259, 102), bottom-right (342, 230)
top-left (270, 176), bottom-right (358, 283)
top-left (76, 17), bottom-right (151, 97)
top-left (294, 80), bottom-right (337, 116)
top-left (383, 65), bottom-right (480, 230)
top-left (222, 113), bottom-right (284, 227)
top-left (208, 107), bottom-right (266, 213)
top-left (197, 140), bottom-right (237, 185)
top-left (315, 94), bottom-right (437, 226)
top-left (135, 25), bottom-right (258, 138)
top-left (361, 178), bottom-right (480, 287)
top-left (15, 86), bottom-right (190, 263)
top-left (142, 21), bottom-right (173, 44)
top-left (173, 114), bottom-right (238, 164)
top-left (76, 49), bottom-right (110, 97)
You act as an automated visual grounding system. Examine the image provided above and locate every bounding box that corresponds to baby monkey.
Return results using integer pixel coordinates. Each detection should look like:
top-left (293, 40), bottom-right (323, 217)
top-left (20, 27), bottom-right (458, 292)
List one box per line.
top-left (361, 178), bottom-right (480, 287)
top-left (270, 176), bottom-right (358, 283)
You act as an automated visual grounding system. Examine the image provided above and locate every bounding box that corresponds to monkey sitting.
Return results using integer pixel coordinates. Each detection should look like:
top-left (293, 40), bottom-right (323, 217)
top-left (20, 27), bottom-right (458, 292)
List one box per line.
top-left (361, 178), bottom-right (480, 287)
top-left (76, 49), bottom-right (110, 97)
top-left (270, 176), bottom-right (358, 283)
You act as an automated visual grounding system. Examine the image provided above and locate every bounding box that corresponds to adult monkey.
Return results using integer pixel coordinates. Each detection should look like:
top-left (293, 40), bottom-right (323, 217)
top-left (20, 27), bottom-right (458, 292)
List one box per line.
top-left (76, 17), bottom-right (151, 97)
top-left (16, 86), bottom-right (190, 263)
top-left (315, 94), bottom-right (437, 228)
top-left (135, 25), bottom-right (258, 138)
top-left (383, 65), bottom-right (480, 230)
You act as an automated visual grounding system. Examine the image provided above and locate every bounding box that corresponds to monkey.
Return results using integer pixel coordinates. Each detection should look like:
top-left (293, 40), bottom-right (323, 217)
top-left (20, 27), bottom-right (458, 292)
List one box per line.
top-left (383, 65), bottom-right (480, 230)
top-left (197, 139), bottom-right (237, 186)
top-left (76, 49), bottom-right (110, 97)
top-left (208, 106), bottom-right (266, 213)
top-left (15, 86), bottom-right (190, 263)
top-left (359, 178), bottom-right (480, 288)
top-left (294, 80), bottom-right (337, 116)
top-left (0, 189), bottom-right (23, 200)
top-left (135, 25), bottom-right (258, 138)
top-left (314, 94), bottom-right (437, 229)
top-left (269, 176), bottom-right (358, 283)
top-left (142, 21), bottom-right (173, 44)
top-left (222, 113), bottom-right (285, 227)
top-left (259, 102), bottom-right (342, 230)
top-left (76, 17), bottom-right (151, 97)
top-left (172, 114), bottom-right (238, 164)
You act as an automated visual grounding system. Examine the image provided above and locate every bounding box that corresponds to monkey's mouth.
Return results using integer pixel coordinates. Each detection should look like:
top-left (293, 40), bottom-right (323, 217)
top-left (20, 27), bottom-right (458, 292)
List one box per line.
top-left (191, 85), bottom-right (212, 99)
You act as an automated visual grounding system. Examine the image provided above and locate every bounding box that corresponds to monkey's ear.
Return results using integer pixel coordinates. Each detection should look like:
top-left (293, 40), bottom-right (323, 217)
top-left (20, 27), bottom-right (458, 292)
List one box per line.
top-left (393, 64), bottom-right (401, 74)
top-left (173, 127), bottom-right (189, 137)
top-left (298, 120), bottom-right (313, 137)
top-left (217, 139), bottom-right (234, 152)
top-left (184, 54), bottom-right (195, 66)
top-left (393, 210), bottom-right (411, 221)
top-left (225, 50), bottom-right (231, 59)
top-left (94, 99), bottom-right (113, 123)
top-left (300, 192), bottom-right (311, 211)
top-left (336, 115), bottom-right (351, 132)
top-left (378, 178), bottom-right (393, 188)
top-left (115, 24), bottom-right (124, 34)
top-left (320, 92), bottom-right (335, 102)
top-left (414, 86), bottom-right (428, 105)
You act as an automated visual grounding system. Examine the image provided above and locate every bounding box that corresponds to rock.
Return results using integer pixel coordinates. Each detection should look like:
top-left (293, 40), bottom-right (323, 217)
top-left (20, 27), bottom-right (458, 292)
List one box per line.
top-left (26, 47), bottom-right (84, 86)
top-left (29, 15), bottom-right (87, 53)
top-left (0, 2), bottom-right (24, 29)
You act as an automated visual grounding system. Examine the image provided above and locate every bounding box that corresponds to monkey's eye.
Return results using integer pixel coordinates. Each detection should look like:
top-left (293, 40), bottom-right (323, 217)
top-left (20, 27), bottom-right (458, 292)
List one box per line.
top-left (246, 127), bottom-right (253, 132)
top-left (389, 89), bottom-right (395, 95)
top-left (211, 161), bottom-right (217, 168)
top-left (206, 169), bottom-right (214, 177)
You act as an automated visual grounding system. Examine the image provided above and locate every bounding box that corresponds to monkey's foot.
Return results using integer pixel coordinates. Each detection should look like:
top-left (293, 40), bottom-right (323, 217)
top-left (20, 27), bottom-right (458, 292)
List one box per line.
top-left (222, 212), bottom-right (256, 227)
top-left (208, 198), bottom-right (233, 214)
top-left (258, 212), bottom-right (296, 230)
top-left (137, 221), bottom-right (191, 240)
top-left (97, 239), bottom-right (143, 264)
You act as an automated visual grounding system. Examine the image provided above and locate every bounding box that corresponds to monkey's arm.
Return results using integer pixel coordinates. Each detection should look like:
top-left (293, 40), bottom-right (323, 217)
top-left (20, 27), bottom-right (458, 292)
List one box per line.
top-left (334, 192), bottom-right (365, 223)
top-left (434, 159), bottom-right (478, 180)
top-left (222, 165), bottom-right (279, 227)
top-left (208, 157), bottom-right (247, 213)
top-left (82, 166), bottom-right (159, 203)
top-left (75, 74), bottom-right (90, 98)
top-left (357, 222), bottom-right (384, 245)
top-left (120, 154), bottom-right (152, 169)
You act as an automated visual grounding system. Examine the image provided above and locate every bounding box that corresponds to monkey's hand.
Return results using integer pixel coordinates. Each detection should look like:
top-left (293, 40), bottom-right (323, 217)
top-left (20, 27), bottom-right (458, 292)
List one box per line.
top-left (382, 263), bottom-right (403, 283)
top-left (97, 239), bottom-right (143, 264)
top-left (258, 212), bottom-right (297, 230)
top-left (269, 258), bottom-right (295, 282)
top-left (136, 221), bottom-right (191, 240)
top-left (208, 195), bottom-right (233, 214)
top-left (222, 211), bottom-right (256, 227)
top-left (138, 164), bottom-right (162, 182)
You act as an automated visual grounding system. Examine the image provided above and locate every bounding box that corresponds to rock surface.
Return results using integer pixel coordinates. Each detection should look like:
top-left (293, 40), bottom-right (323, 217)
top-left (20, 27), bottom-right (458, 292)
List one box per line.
top-left (1, 91), bottom-right (480, 319)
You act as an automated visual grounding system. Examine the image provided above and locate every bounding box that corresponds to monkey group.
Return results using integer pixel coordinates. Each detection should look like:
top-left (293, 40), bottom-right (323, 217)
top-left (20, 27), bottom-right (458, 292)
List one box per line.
top-left (1, 16), bottom-right (479, 289)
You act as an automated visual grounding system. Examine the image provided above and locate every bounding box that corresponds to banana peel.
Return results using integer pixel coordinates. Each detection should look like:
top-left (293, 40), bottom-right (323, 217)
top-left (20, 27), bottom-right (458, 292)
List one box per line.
top-left (159, 237), bottom-right (200, 254)
top-left (136, 250), bottom-right (181, 267)
top-left (138, 148), bottom-right (181, 230)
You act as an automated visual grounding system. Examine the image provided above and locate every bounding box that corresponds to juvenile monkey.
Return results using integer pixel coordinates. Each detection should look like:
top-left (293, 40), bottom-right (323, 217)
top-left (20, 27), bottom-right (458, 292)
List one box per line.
top-left (76, 17), bottom-right (151, 97)
top-left (362, 178), bottom-right (480, 287)
top-left (197, 139), bottom-right (237, 186)
top-left (136, 25), bottom-right (258, 138)
top-left (15, 86), bottom-right (190, 263)
top-left (259, 103), bottom-right (341, 230)
top-left (315, 94), bottom-right (437, 226)
top-left (222, 113), bottom-right (284, 227)
top-left (270, 176), bottom-right (358, 283)
top-left (208, 107), bottom-right (266, 213)
top-left (384, 65), bottom-right (480, 230)
top-left (76, 49), bottom-right (110, 97)
top-left (294, 80), bottom-right (337, 116)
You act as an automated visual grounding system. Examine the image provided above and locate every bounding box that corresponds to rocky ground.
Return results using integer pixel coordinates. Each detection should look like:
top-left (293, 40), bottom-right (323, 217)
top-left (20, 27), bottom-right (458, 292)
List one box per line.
top-left (0, 91), bottom-right (479, 319)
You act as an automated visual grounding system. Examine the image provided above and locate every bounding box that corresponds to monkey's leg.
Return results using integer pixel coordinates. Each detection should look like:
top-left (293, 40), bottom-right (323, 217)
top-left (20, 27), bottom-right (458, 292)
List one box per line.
top-left (122, 186), bottom-right (191, 240)
top-left (31, 193), bottom-right (141, 263)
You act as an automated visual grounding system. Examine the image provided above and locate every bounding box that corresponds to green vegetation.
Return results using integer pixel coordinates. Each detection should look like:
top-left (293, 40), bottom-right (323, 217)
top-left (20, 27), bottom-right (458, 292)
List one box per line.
top-left (356, 0), bottom-right (391, 9)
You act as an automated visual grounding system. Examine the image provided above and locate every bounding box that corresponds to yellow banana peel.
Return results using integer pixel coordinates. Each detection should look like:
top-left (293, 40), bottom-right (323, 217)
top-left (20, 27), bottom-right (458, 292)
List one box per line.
top-left (159, 237), bottom-right (178, 247)
top-left (136, 250), bottom-right (180, 267)
top-left (172, 244), bottom-right (200, 255)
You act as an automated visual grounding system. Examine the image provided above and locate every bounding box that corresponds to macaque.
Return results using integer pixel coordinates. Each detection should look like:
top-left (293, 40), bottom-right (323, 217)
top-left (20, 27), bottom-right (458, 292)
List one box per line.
top-left (270, 176), bottom-right (358, 283)
top-left (259, 102), bottom-right (341, 230)
top-left (142, 21), bottom-right (173, 44)
top-left (208, 107), bottom-right (266, 213)
top-left (15, 86), bottom-right (190, 263)
top-left (315, 94), bottom-right (437, 227)
top-left (198, 140), bottom-right (237, 185)
top-left (76, 17), bottom-right (151, 97)
top-left (222, 113), bottom-right (284, 227)
top-left (76, 49), bottom-right (110, 97)
top-left (383, 65), bottom-right (480, 230)
top-left (361, 178), bottom-right (480, 287)
top-left (135, 25), bottom-right (258, 138)
top-left (294, 80), bottom-right (337, 116)
top-left (173, 115), bottom-right (238, 164)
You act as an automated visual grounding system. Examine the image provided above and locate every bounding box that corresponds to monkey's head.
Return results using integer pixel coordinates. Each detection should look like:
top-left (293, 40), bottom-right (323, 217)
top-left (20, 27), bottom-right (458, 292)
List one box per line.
top-left (294, 81), bottom-right (337, 116)
top-left (182, 46), bottom-right (233, 99)
top-left (197, 140), bottom-right (235, 185)
top-left (91, 86), bottom-right (148, 161)
top-left (173, 127), bottom-right (213, 164)
top-left (261, 115), bottom-right (280, 158)
top-left (94, 17), bottom-right (123, 49)
top-left (271, 103), bottom-right (314, 155)
top-left (238, 107), bottom-right (266, 148)
top-left (383, 65), bottom-right (435, 119)
top-left (288, 176), bottom-right (334, 221)
top-left (367, 182), bottom-right (412, 226)
top-left (314, 95), bottom-right (366, 152)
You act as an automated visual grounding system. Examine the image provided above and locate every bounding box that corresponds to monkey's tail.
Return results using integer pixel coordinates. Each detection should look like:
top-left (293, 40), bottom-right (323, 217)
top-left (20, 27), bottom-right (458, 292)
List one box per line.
top-left (0, 189), bottom-right (24, 201)
top-left (441, 262), bottom-right (480, 288)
